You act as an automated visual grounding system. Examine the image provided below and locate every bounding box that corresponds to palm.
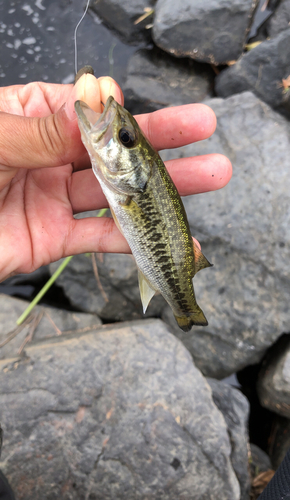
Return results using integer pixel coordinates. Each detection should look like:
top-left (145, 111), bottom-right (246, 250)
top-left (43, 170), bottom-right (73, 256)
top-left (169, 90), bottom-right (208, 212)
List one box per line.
top-left (6, 164), bottom-right (74, 273)
top-left (0, 78), bottom-right (232, 281)
top-left (0, 81), bottom-right (92, 276)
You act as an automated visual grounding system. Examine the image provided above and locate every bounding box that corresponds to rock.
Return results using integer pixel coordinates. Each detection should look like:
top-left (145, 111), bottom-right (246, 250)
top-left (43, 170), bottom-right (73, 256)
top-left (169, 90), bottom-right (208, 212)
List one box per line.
top-left (215, 28), bottom-right (290, 118)
top-left (0, 319), bottom-right (240, 500)
top-left (0, 470), bottom-right (15, 500)
top-left (2, 265), bottom-right (49, 287)
top-left (161, 91), bottom-right (290, 378)
top-left (0, 0), bottom-right (135, 89)
top-left (123, 48), bottom-right (214, 114)
top-left (267, 415), bottom-right (290, 469)
top-left (152, 0), bottom-right (258, 65)
top-left (90, 0), bottom-right (155, 45)
top-left (0, 294), bottom-right (102, 360)
top-left (0, 266), bottom-right (52, 302)
top-left (208, 379), bottom-right (251, 500)
top-left (267, 0), bottom-right (290, 38)
top-left (246, 0), bottom-right (274, 41)
top-left (49, 253), bottom-right (166, 321)
top-left (249, 444), bottom-right (272, 475)
top-left (257, 335), bottom-right (290, 418)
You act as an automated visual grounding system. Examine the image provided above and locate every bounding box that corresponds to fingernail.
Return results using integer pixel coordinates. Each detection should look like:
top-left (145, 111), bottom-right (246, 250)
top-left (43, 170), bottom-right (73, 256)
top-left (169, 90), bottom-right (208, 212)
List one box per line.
top-left (65, 80), bottom-right (82, 121)
top-left (63, 101), bottom-right (77, 121)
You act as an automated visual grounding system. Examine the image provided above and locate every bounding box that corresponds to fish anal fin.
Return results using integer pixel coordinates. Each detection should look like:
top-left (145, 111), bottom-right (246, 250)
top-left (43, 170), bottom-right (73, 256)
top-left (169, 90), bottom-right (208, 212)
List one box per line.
top-left (174, 306), bottom-right (208, 332)
top-left (138, 270), bottom-right (156, 314)
top-left (193, 241), bottom-right (213, 275)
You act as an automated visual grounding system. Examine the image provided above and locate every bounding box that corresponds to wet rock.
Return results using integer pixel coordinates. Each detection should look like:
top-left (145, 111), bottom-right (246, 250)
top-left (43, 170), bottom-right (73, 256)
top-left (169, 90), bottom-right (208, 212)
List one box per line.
top-left (152, 0), bottom-right (258, 65)
top-left (123, 48), bottom-right (214, 114)
top-left (49, 253), bottom-right (166, 322)
top-left (257, 335), bottom-right (290, 418)
top-left (90, 0), bottom-right (155, 45)
top-left (215, 28), bottom-right (290, 118)
top-left (249, 444), bottom-right (272, 475)
top-left (267, 0), bottom-right (290, 38)
top-left (0, 294), bottom-right (101, 360)
top-left (0, 319), bottom-right (240, 500)
top-left (208, 379), bottom-right (251, 500)
top-left (0, 0), bottom-right (135, 88)
top-left (161, 91), bottom-right (290, 378)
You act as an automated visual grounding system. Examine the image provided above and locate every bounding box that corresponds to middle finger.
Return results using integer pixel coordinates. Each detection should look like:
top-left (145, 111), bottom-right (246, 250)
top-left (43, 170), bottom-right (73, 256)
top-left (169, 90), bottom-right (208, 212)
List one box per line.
top-left (70, 153), bottom-right (231, 214)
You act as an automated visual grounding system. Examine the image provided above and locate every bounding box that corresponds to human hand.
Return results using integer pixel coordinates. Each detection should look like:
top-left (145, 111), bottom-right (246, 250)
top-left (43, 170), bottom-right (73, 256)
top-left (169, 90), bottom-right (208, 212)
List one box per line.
top-left (0, 74), bottom-right (231, 282)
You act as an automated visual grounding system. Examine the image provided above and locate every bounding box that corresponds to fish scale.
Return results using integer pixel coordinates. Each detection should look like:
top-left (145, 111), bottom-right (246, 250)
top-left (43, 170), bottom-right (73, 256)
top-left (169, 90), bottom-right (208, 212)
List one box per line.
top-left (75, 95), bottom-right (212, 332)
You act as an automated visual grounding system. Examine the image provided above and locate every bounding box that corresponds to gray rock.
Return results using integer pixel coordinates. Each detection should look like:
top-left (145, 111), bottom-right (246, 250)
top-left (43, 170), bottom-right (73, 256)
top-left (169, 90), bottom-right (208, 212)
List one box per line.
top-left (0, 319), bottom-right (240, 500)
top-left (152, 0), bottom-right (258, 64)
top-left (267, 0), bottom-right (290, 38)
top-left (249, 444), bottom-right (272, 475)
top-left (1, 265), bottom-right (49, 286)
top-left (161, 91), bottom-right (290, 378)
top-left (90, 0), bottom-right (155, 45)
top-left (0, 294), bottom-right (101, 360)
top-left (267, 416), bottom-right (290, 469)
top-left (123, 48), bottom-right (214, 114)
top-left (49, 253), bottom-right (166, 321)
top-left (215, 28), bottom-right (290, 117)
top-left (257, 335), bottom-right (290, 418)
top-left (247, 0), bottom-right (274, 41)
top-left (208, 379), bottom-right (251, 500)
top-left (0, 0), bottom-right (135, 89)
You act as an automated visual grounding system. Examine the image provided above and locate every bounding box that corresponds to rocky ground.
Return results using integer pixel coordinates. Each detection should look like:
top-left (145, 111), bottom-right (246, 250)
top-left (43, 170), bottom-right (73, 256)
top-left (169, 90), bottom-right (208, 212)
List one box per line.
top-left (1, 0), bottom-right (290, 498)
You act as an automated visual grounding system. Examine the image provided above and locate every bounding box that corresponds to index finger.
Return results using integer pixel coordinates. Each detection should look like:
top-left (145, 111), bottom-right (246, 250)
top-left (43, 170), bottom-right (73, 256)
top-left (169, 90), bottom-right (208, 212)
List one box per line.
top-left (135, 103), bottom-right (217, 151)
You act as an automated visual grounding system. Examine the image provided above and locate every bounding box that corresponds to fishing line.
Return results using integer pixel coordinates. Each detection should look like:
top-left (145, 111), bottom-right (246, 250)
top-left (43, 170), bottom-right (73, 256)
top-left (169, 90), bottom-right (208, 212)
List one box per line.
top-left (74, 0), bottom-right (91, 75)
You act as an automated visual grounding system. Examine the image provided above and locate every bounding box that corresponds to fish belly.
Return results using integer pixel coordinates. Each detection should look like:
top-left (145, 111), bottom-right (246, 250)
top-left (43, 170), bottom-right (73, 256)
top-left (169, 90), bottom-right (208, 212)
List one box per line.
top-left (101, 167), bottom-right (208, 332)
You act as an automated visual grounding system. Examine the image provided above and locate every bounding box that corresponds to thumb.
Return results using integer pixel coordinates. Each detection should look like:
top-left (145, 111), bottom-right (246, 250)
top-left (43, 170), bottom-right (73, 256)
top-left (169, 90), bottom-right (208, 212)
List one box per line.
top-left (0, 75), bottom-right (99, 173)
top-left (0, 74), bottom-right (123, 191)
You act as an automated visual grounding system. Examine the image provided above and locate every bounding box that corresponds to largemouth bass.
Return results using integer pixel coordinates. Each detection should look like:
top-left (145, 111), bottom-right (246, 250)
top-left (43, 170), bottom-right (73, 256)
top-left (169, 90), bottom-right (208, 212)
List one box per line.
top-left (75, 96), bottom-right (212, 332)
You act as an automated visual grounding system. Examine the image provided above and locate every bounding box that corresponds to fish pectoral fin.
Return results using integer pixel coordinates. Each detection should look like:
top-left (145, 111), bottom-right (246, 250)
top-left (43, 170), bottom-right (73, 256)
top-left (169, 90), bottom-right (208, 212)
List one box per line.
top-left (138, 270), bottom-right (156, 314)
top-left (193, 241), bottom-right (213, 274)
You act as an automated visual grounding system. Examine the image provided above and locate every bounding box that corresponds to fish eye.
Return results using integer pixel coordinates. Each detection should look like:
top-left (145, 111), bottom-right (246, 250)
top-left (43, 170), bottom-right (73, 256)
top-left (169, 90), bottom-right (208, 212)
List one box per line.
top-left (118, 128), bottom-right (137, 148)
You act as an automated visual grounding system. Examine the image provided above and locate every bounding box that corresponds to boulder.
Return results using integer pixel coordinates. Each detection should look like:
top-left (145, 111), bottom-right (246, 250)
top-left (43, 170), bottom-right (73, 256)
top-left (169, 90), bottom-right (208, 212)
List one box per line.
top-left (267, 0), bottom-right (290, 38)
top-left (161, 91), bottom-right (290, 378)
top-left (0, 319), bottom-right (240, 500)
top-left (249, 444), bottom-right (272, 475)
top-left (208, 379), bottom-right (251, 500)
top-left (90, 0), bottom-right (155, 45)
top-left (49, 253), bottom-right (166, 322)
top-left (257, 335), bottom-right (290, 418)
top-left (267, 416), bottom-right (290, 469)
top-left (152, 0), bottom-right (259, 64)
top-left (0, 294), bottom-right (102, 360)
top-left (247, 0), bottom-right (274, 41)
top-left (123, 48), bottom-right (214, 114)
top-left (215, 28), bottom-right (290, 118)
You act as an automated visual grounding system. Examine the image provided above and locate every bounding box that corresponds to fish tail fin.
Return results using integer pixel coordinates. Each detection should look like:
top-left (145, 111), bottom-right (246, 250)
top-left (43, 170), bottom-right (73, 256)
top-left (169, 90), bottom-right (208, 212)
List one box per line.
top-left (174, 307), bottom-right (208, 332)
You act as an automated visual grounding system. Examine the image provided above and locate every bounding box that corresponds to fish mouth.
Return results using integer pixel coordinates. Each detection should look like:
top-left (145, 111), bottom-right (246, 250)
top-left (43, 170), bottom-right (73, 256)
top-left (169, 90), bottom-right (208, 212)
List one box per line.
top-left (74, 96), bottom-right (118, 142)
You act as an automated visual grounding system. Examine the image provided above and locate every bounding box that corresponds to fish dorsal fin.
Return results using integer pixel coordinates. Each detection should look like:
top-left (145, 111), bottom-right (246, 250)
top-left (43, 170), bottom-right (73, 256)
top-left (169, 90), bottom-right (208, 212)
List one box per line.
top-left (138, 270), bottom-right (156, 314)
top-left (193, 241), bottom-right (213, 274)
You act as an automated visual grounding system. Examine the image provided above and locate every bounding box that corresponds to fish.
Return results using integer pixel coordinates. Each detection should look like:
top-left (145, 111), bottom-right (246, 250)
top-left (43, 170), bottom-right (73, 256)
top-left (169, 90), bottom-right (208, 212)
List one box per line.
top-left (74, 96), bottom-right (212, 332)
